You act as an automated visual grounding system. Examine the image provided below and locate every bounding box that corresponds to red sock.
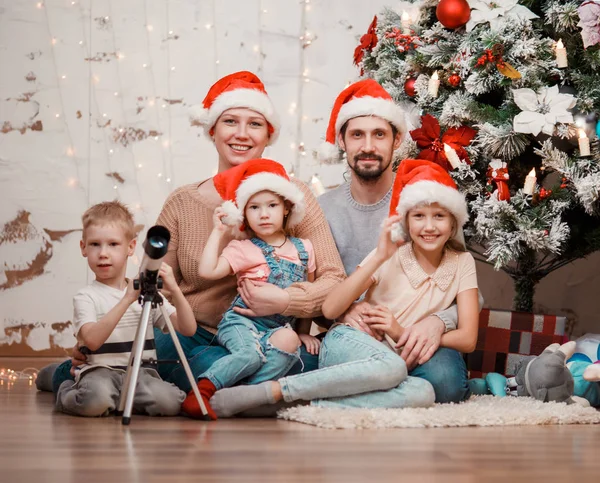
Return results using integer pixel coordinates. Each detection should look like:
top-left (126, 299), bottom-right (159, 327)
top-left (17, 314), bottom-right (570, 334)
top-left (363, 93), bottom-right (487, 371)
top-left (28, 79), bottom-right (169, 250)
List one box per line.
top-left (182, 379), bottom-right (217, 420)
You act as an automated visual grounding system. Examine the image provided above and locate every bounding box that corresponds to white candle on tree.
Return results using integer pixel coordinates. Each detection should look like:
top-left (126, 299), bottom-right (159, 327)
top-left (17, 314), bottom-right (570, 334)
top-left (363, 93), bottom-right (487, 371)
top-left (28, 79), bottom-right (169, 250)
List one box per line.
top-left (401, 11), bottom-right (411, 34)
top-left (555, 39), bottom-right (568, 69)
top-left (578, 129), bottom-right (591, 156)
top-left (444, 143), bottom-right (463, 169)
top-left (428, 71), bottom-right (440, 98)
top-left (523, 168), bottom-right (537, 195)
top-left (310, 174), bottom-right (325, 196)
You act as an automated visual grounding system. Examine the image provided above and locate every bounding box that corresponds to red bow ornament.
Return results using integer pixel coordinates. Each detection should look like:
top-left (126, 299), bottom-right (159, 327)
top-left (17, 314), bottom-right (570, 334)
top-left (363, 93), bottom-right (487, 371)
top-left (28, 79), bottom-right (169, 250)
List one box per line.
top-left (410, 114), bottom-right (476, 172)
top-left (354, 16), bottom-right (378, 74)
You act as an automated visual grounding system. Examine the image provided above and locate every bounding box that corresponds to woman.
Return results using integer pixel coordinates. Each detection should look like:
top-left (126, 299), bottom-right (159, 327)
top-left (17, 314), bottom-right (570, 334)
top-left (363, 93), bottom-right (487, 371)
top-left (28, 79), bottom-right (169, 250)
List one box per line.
top-left (42, 71), bottom-right (345, 394)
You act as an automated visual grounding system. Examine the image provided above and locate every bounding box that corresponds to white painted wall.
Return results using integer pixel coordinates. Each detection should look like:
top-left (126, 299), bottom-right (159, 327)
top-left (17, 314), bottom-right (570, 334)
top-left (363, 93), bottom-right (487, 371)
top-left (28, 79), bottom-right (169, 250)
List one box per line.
top-left (0, 0), bottom-right (390, 354)
top-left (1, 0), bottom-right (597, 355)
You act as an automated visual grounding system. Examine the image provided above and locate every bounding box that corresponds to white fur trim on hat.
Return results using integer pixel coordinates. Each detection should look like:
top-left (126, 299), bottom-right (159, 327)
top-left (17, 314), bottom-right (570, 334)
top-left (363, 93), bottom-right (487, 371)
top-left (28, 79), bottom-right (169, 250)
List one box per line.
top-left (317, 141), bottom-right (342, 163)
top-left (390, 180), bottom-right (468, 245)
top-left (335, 96), bottom-right (407, 137)
top-left (199, 88), bottom-right (280, 145)
top-left (234, 172), bottom-right (306, 228)
top-left (220, 200), bottom-right (244, 227)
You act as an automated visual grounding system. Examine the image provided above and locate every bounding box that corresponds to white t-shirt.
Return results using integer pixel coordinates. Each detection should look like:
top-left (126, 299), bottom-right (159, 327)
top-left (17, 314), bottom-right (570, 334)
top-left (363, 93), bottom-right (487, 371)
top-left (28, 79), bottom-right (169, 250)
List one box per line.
top-left (73, 280), bottom-right (176, 376)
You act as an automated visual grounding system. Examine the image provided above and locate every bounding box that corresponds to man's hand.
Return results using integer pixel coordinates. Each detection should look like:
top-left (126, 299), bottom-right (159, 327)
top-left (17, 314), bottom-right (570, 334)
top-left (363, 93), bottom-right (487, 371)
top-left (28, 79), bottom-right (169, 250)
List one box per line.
top-left (395, 315), bottom-right (444, 370)
top-left (69, 343), bottom-right (88, 377)
top-left (339, 301), bottom-right (383, 341)
top-left (234, 279), bottom-right (291, 317)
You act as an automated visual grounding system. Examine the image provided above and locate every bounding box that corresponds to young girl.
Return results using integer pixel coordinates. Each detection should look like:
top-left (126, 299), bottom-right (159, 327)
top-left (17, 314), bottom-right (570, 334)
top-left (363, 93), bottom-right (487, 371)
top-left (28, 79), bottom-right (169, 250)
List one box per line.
top-left (208, 159), bottom-right (478, 417)
top-left (182, 158), bottom-right (320, 419)
top-left (322, 158), bottom-right (479, 355)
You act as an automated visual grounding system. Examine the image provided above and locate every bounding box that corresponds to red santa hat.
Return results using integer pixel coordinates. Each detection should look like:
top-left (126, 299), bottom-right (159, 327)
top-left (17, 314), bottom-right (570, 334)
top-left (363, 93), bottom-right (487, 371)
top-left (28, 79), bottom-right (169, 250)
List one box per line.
top-left (318, 79), bottom-right (406, 163)
top-left (190, 71), bottom-right (280, 145)
top-left (213, 158), bottom-right (305, 232)
top-left (389, 159), bottom-right (469, 246)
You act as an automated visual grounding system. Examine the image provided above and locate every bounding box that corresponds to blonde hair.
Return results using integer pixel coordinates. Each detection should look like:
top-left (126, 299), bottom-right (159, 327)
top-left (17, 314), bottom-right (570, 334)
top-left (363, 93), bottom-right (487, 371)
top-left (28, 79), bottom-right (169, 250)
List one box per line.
top-left (82, 200), bottom-right (135, 240)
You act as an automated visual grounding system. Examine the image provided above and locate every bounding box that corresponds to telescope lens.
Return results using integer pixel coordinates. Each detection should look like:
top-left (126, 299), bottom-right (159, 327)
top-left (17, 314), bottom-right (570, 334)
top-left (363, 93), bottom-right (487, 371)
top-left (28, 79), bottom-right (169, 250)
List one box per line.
top-left (148, 237), bottom-right (166, 249)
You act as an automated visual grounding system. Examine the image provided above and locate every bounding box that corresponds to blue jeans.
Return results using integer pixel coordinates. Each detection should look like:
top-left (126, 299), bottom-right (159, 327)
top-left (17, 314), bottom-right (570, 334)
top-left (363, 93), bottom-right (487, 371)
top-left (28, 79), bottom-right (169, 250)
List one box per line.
top-left (199, 311), bottom-right (300, 390)
top-left (409, 347), bottom-right (470, 403)
top-left (279, 325), bottom-right (435, 409)
top-left (51, 325), bottom-right (318, 394)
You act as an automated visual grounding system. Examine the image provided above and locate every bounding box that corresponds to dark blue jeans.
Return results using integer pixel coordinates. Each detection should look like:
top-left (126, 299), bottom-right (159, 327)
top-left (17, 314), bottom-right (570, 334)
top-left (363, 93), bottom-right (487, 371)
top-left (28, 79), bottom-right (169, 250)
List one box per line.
top-left (52, 325), bottom-right (319, 394)
top-left (409, 347), bottom-right (470, 403)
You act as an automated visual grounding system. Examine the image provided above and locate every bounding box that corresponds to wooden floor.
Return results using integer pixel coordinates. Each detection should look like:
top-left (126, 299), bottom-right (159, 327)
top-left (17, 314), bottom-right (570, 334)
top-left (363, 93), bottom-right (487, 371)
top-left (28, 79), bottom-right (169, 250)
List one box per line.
top-left (1, 360), bottom-right (600, 483)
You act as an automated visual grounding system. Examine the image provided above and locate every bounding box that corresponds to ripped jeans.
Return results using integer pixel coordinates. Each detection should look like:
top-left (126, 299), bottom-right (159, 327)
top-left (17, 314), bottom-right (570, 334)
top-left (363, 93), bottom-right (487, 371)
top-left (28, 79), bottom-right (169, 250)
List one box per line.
top-left (198, 309), bottom-right (300, 390)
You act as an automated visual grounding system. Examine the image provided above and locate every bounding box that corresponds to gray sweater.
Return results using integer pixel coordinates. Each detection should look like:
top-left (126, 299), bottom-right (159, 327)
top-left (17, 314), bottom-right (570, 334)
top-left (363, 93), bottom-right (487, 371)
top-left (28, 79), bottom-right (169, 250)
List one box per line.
top-left (318, 181), bottom-right (391, 276)
top-left (318, 180), bottom-right (461, 331)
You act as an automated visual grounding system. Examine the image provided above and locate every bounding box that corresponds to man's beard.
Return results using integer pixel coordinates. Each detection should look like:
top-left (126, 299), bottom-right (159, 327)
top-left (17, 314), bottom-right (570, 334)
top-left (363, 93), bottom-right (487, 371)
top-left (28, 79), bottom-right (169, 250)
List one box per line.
top-left (349, 153), bottom-right (392, 182)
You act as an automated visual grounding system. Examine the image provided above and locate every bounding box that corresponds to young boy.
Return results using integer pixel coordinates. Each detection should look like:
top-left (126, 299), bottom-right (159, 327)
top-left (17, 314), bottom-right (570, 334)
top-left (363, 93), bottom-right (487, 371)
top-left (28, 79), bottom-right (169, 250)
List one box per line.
top-left (56, 201), bottom-right (197, 417)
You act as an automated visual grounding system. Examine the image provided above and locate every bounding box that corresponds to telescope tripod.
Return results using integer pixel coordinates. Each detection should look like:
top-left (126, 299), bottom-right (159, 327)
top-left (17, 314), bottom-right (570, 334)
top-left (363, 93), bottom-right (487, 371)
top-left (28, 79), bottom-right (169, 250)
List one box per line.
top-left (118, 276), bottom-right (209, 424)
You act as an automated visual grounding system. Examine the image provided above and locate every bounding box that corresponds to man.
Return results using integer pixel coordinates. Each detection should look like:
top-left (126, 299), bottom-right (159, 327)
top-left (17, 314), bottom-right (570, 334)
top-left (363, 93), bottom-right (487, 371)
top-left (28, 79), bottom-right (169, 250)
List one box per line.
top-left (317, 79), bottom-right (479, 404)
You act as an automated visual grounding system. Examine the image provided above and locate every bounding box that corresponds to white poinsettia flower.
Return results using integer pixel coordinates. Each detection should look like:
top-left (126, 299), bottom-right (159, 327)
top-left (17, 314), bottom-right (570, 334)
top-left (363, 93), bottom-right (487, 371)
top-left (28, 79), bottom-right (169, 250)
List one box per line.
top-left (466, 0), bottom-right (539, 32)
top-left (512, 86), bottom-right (576, 136)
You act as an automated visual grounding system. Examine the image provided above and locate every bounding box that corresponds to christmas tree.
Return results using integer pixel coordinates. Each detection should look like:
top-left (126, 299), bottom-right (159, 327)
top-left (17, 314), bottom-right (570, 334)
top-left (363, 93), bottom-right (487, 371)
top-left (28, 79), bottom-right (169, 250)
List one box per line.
top-left (354, 0), bottom-right (600, 312)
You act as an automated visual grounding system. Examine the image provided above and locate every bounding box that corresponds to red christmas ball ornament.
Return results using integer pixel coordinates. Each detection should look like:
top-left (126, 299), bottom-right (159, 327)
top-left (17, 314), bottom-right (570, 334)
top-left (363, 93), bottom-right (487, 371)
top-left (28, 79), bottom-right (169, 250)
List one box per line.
top-left (448, 73), bottom-right (461, 87)
top-left (436, 0), bottom-right (471, 29)
top-left (404, 77), bottom-right (417, 97)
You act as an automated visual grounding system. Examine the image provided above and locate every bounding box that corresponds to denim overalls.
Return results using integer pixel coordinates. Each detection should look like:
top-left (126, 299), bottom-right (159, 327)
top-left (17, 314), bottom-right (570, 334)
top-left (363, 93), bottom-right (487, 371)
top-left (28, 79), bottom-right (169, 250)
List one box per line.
top-left (199, 236), bottom-right (309, 390)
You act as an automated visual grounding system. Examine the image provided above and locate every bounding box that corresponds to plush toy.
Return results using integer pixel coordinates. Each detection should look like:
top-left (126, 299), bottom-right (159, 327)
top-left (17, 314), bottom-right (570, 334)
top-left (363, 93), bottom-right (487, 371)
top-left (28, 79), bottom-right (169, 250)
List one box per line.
top-left (513, 341), bottom-right (588, 405)
top-left (468, 372), bottom-right (509, 397)
top-left (567, 333), bottom-right (600, 407)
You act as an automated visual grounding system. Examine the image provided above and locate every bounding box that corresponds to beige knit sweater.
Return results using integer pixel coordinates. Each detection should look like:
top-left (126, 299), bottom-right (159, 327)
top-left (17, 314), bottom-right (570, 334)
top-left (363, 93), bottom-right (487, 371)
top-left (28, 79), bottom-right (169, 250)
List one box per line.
top-left (156, 178), bottom-right (345, 333)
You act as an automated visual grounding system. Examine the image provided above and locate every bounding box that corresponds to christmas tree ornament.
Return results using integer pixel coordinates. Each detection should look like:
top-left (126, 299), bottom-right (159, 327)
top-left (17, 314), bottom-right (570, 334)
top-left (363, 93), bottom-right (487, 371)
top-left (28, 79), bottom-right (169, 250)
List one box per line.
top-left (410, 114), bottom-right (476, 171)
top-left (512, 86), bottom-right (576, 136)
top-left (578, 130), bottom-right (591, 156)
top-left (486, 159), bottom-right (511, 201)
top-left (404, 77), bottom-right (417, 97)
top-left (523, 168), bottom-right (537, 195)
top-left (466, 0), bottom-right (538, 32)
top-left (353, 16), bottom-right (378, 75)
top-left (428, 71), bottom-right (440, 97)
top-left (577, 1), bottom-right (600, 48)
top-left (436, 0), bottom-right (471, 29)
top-left (555, 39), bottom-right (568, 69)
top-left (448, 73), bottom-right (461, 87)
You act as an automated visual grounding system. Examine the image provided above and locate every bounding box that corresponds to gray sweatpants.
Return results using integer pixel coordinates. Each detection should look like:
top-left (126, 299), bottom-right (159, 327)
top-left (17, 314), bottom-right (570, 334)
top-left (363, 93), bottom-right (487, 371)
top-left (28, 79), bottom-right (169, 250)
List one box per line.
top-left (56, 367), bottom-right (185, 417)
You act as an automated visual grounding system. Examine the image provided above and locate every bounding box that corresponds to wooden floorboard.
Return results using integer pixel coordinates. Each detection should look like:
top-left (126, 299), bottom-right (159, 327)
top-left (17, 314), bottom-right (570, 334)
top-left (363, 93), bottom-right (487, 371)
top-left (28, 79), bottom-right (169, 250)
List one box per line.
top-left (1, 360), bottom-right (599, 483)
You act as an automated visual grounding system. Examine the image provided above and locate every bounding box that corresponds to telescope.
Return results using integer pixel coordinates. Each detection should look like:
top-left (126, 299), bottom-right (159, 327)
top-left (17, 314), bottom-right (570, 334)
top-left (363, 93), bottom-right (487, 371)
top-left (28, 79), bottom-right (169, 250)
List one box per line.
top-left (119, 225), bottom-right (209, 424)
top-left (134, 225), bottom-right (170, 292)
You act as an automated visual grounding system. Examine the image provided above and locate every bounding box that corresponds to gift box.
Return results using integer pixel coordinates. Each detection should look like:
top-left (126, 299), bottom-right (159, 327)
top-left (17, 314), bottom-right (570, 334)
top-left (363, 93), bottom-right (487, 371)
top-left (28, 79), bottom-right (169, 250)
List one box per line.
top-left (464, 309), bottom-right (568, 378)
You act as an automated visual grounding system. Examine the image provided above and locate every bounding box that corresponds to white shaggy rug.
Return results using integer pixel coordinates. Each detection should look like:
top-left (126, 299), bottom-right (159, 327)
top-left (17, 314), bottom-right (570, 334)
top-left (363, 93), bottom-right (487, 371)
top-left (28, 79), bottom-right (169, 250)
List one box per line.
top-left (278, 395), bottom-right (600, 429)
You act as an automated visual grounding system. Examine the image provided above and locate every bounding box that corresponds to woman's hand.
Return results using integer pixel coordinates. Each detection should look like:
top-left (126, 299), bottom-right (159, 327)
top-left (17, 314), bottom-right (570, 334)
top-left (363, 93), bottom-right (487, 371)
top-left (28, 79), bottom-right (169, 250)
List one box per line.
top-left (233, 279), bottom-right (291, 317)
top-left (375, 215), bottom-right (404, 262)
top-left (362, 305), bottom-right (397, 337)
top-left (298, 334), bottom-right (321, 355)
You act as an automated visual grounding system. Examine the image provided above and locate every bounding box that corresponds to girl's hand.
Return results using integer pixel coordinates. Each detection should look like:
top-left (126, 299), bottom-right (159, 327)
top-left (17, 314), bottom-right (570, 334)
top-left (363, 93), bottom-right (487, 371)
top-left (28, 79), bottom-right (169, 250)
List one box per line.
top-left (299, 334), bottom-right (321, 355)
top-left (158, 263), bottom-right (178, 295)
top-left (376, 215), bottom-right (404, 261)
top-left (362, 305), bottom-right (397, 336)
top-left (212, 207), bottom-right (230, 234)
